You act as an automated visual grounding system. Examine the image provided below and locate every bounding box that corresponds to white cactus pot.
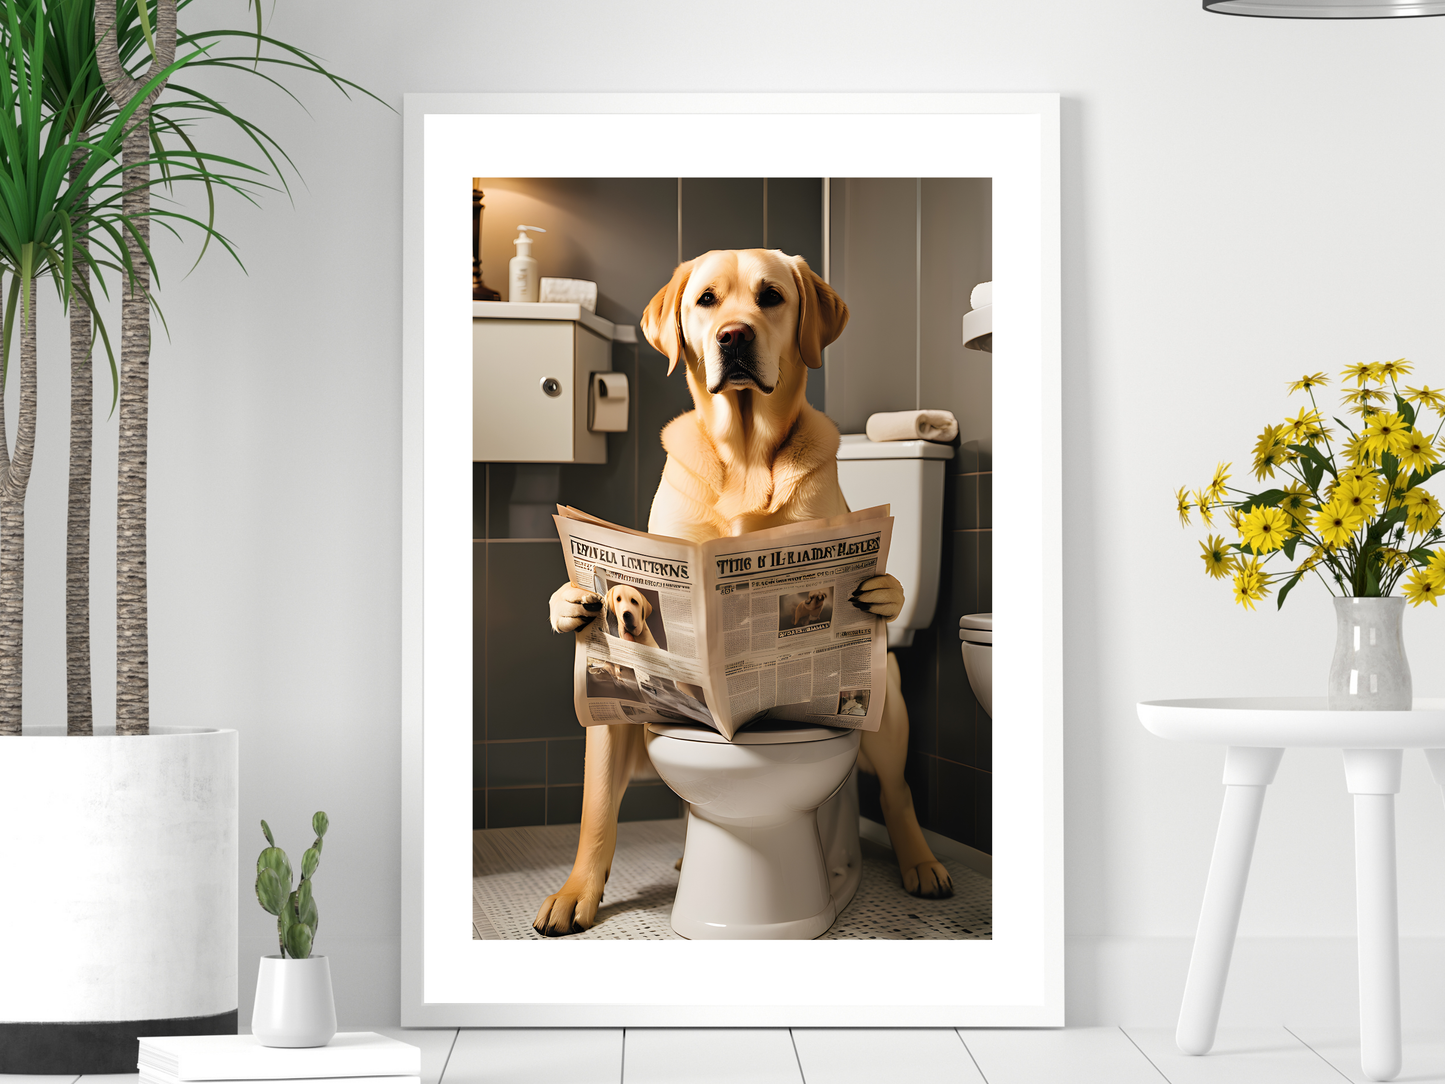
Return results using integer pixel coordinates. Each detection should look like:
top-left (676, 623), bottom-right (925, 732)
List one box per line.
top-left (0, 726), bottom-right (238, 1073)
top-left (252, 955), bottom-right (337, 1047)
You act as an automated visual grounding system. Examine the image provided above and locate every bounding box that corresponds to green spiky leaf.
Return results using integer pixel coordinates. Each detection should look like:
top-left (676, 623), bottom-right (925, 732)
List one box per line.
top-left (297, 878), bottom-right (318, 931)
top-left (260, 819), bottom-right (275, 847)
top-left (283, 918), bottom-right (313, 960)
top-left (301, 846), bottom-right (319, 880)
top-left (256, 846), bottom-right (292, 887)
top-left (255, 866), bottom-right (286, 916)
top-left (312, 811), bottom-right (329, 839)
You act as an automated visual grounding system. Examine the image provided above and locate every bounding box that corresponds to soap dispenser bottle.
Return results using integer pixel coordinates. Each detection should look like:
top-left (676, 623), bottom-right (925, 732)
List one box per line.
top-left (508, 225), bottom-right (546, 302)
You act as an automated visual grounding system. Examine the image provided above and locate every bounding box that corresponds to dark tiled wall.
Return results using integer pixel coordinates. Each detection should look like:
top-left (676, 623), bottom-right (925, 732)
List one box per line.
top-left (473, 178), bottom-right (824, 829)
top-left (830, 179), bottom-right (994, 855)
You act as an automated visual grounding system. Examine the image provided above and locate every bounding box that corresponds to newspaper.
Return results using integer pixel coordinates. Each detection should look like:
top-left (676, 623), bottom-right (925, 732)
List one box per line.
top-left (553, 504), bottom-right (894, 740)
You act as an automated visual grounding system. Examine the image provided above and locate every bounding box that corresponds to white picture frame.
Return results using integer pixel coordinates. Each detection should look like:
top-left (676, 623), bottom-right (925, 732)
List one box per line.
top-left (401, 92), bottom-right (1063, 1027)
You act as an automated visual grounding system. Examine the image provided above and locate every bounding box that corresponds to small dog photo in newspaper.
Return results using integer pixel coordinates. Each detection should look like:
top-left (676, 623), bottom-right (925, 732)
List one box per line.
top-left (779, 586), bottom-right (834, 634)
top-left (603, 580), bottom-right (666, 650)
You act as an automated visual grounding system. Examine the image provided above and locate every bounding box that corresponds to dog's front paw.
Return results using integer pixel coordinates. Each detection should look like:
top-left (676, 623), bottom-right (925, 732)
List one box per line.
top-left (549, 582), bottom-right (603, 634)
top-left (851, 574), bottom-right (905, 622)
top-left (533, 875), bottom-right (606, 936)
top-left (902, 860), bottom-right (954, 899)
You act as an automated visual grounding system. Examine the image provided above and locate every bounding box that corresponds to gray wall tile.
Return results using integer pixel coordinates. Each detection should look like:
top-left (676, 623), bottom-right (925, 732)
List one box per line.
top-left (619, 783), bottom-right (683, 823)
top-left (488, 740), bottom-right (548, 788)
top-left (488, 787), bottom-right (546, 830)
top-left (826, 177), bottom-right (919, 434)
top-left (485, 542), bottom-right (576, 739)
top-left (681, 179), bottom-right (764, 256)
top-left (765, 177), bottom-right (826, 414)
top-left (547, 785), bottom-right (583, 825)
top-left (548, 737), bottom-right (586, 786)
top-left (473, 541), bottom-right (486, 740)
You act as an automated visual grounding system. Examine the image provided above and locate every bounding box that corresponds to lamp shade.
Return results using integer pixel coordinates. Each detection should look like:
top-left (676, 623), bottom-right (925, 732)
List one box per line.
top-left (1205, 0), bottom-right (1445, 15)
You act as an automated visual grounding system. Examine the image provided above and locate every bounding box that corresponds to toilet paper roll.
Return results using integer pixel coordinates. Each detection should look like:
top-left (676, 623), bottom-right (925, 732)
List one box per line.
top-left (539, 277), bottom-right (598, 312)
top-left (865, 410), bottom-right (959, 443)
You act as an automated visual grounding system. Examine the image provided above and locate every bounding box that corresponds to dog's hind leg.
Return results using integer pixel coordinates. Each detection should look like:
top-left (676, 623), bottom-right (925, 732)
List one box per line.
top-left (857, 653), bottom-right (954, 899)
top-left (533, 722), bottom-right (649, 935)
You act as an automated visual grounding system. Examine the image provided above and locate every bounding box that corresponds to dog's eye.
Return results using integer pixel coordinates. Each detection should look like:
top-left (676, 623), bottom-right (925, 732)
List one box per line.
top-left (758, 286), bottom-right (784, 308)
top-left (696, 289), bottom-right (717, 307)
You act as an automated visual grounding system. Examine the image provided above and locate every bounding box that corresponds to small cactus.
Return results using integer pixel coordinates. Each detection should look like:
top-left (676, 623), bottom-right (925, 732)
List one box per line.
top-left (254, 812), bottom-right (328, 959)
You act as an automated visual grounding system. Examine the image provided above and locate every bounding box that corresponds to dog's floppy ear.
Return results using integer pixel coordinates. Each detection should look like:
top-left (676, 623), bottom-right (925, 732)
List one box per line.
top-left (789, 256), bottom-right (849, 370)
top-left (641, 259), bottom-right (695, 376)
top-left (642, 595), bottom-right (653, 622)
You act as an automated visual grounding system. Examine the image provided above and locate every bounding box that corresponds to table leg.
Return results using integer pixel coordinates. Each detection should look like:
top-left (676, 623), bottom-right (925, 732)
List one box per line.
top-left (1344, 748), bottom-right (1403, 1083)
top-left (1176, 745), bottom-right (1284, 1056)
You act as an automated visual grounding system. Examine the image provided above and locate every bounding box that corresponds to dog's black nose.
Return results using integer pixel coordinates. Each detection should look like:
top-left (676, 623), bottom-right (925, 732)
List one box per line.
top-left (716, 323), bottom-right (754, 348)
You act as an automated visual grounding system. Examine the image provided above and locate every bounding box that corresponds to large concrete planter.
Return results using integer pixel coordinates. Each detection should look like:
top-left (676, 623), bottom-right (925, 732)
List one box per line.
top-left (0, 726), bottom-right (238, 1073)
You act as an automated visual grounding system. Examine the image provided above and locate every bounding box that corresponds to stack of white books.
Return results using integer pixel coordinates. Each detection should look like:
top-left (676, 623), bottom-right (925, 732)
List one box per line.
top-left (137, 1032), bottom-right (422, 1084)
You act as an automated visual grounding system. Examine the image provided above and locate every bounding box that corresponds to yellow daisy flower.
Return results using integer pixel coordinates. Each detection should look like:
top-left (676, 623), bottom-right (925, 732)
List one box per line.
top-left (1207, 462), bottom-right (1232, 502)
top-left (1283, 407), bottom-right (1330, 444)
top-left (1193, 488), bottom-right (1215, 526)
top-left (1226, 506), bottom-right (1246, 533)
top-left (1396, 427), bottom-right (1440, 477)
top-left (1278, 484), bottom-right (1313, 523)
top-left (1314, 497), bottom-right (1366, 548)
top-left (1238, 504), bottom-right (1293, 553)
top-left (1336, 475), bottom-right (1380, 519)
top-left (1199, 535), bottom-right (1234, 580)
top-left (1405, 385), bottom-right (1445, 411)
top-left (1343, 361), bottom-right (1384, 386)
top-left (1299, 545), bottom-right (1329, 573)
top-left (1378, 358), bottom-right (1414, 381)
top-left (1428, 548), bottom-right (1445, 574)
top-left (1403, 567), bottom-right (1444, 607)
top-left (1251, 424), bottom-right (1292, 481)
top-left (1341, 433), bottom-right (1371, 464)
top-left (1407, 492), bottom-right (1443, 534)
top-left (1348, 402), bottom-right (1385, 420)
top-left (1288, 372), bottom-right (1330, 394)
top-left (1175, 486), bottom-right (1191, 527)
top-left (1232, 557), bottom-right (1270, 610)
top-left (1361, 412), bottom-right (1412, 462)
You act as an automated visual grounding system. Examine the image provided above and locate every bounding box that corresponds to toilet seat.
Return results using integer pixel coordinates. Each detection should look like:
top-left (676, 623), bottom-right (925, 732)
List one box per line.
top-left (647, 719), bottom-right (851, 745)
top-left (959, 613), bottom-right (993, 645)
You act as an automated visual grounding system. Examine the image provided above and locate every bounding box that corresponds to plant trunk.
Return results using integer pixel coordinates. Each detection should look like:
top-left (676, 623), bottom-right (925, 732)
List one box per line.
top-left (115, 119), bottom-right (150, 736)
top-left (0, 279), bottom-right (39, 736)
top-left (97, 0), bottom-right (177, 737)
top-left (68, 146), bottom-right (93, 736)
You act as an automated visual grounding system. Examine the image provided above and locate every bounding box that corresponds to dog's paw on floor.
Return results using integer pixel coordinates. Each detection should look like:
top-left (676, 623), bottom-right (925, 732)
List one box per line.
top-left (533, 879), bottom-right (605, 936)
top-left (903, 860), bottom-right (955, 899)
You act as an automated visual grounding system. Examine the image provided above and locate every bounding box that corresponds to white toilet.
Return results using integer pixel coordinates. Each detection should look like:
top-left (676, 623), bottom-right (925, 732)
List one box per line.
top-left (643, 435), bottom-right (952, 940)
top-left (958, 613), bottom-right (993, 718)
top-left (645, 719), bottom-right (861, 939)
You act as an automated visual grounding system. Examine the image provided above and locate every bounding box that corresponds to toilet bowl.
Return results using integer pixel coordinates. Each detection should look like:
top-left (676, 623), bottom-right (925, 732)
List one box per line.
top-left (958, 613), bottom-right (993, 718)
top-left (645, 719), bottom-right (862, 940)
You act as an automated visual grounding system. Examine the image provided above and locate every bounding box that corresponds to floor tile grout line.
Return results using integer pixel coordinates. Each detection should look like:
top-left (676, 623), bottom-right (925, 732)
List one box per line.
top-left (954, 1028), bottom-right (990, 1084)
top-left (1283, 1024), bottom-right (1357, 1083)
top-left (1119, 1025), bottom-right (1174, 1084)
top-left (436, 1026), bottom-right (460, 1084)
top-left (788, 1028), bottom-right (809, 1084)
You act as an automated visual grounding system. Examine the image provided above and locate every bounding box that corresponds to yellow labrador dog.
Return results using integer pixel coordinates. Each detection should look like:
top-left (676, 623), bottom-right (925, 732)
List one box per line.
top-left (791, 589), bottom-right (829, 628)
top-left (538, 249), bottom-right (953, 936)
top-left (607, 584), bottom-right (657, 647)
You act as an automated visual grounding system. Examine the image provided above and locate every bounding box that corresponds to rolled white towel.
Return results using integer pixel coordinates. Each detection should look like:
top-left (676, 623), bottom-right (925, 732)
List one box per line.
top-left (865, 409), bottom-right (959, 443)
top-left (539, 277), bottom-right (598, 312)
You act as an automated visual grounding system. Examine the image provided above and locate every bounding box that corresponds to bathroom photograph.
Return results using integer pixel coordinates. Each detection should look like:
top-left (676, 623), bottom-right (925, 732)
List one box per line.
top-left (470, 177), bottom-right (993, 941)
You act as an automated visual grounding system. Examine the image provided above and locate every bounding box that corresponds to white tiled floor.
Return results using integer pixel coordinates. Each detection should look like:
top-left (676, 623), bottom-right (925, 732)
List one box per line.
top-left (16, 1025), bottom-right (1445, 1083)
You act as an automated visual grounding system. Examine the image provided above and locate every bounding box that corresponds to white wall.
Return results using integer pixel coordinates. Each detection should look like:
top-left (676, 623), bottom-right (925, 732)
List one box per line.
top-left (17, 0), bottom-right (1445, 1028)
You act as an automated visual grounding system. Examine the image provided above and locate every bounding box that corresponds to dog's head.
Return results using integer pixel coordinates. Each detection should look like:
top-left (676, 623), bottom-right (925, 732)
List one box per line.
top-left (641, 249), bottom-right (848, 395)
top-left (805, 590), bottom-right (827, 608)
top-left (608, 584), bottom-right (652, 640)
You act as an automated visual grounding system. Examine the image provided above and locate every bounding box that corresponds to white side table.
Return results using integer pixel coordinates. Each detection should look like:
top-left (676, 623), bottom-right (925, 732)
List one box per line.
top-left (1137, 697), bottom-right (1445, 1083)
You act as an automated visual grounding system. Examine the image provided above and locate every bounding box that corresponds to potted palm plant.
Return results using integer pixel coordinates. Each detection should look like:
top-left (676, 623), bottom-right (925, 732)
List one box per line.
top-left (0, 1), bottom-right (380, 1073)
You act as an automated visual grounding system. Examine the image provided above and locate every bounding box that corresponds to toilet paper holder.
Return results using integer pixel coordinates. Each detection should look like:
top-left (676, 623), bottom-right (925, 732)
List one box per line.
top-left (588, 371), bottom-right (629, 433)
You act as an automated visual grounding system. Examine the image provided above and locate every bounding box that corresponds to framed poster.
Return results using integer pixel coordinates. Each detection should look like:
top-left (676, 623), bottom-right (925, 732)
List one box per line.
top-left (401, 93), bottom-right (1062, 1026)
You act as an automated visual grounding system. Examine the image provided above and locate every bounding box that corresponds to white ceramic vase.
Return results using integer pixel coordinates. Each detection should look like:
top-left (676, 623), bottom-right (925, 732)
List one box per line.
top-left (251, 956), bottom-right (336, 1048)
top-left (1329, 596), bottom-right (1412, 710)
top-left (0, 726), bottom-right (238, 1074)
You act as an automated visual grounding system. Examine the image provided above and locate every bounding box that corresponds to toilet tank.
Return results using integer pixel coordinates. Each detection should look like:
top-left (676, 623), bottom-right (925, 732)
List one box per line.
top-left (835, 434), bottom-right (953, 649)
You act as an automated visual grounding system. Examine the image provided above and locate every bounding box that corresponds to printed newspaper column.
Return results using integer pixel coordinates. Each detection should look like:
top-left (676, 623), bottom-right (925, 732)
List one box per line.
top-left (554, 505), bottom-right (893, 742)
